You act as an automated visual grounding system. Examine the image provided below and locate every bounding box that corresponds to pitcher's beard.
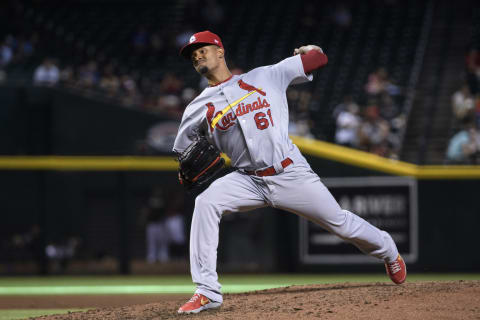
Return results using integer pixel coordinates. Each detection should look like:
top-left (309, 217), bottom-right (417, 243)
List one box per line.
top-left (199, 66), bottom-right (209, 75)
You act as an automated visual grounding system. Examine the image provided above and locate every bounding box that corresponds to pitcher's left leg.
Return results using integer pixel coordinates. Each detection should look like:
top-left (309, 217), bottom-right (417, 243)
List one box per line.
top-left (270, 167), bottom-right (399, 262)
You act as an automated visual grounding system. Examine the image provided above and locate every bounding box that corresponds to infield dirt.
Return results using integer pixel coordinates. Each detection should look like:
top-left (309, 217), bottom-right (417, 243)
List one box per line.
top-left (12, 280), bottom-right (480, 319)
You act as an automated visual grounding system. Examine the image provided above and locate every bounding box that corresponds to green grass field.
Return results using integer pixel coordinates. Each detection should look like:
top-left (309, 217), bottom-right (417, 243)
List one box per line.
top-left (1, 273), bottom-right (479, 319)
top-left (0, 309), bottom-right (88, 320)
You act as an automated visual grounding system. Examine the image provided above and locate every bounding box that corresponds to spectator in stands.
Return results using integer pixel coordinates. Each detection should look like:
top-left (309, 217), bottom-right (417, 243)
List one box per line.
top-left (446, 124), bottom-right (480, 164)
top-left (0, 40), bottom-right (13, 67)
top-left (286, 89), bottom-right (315, 138)
top-left (335, 101), bottom-right (360, 148)
top-left (16, 34), bottom-right (35, 60)
top-left (0, 33), bottom-right (36, 68)
top-left (378, 91), bottom-right (400, 122)
top-left (119, 74), bottom-right (140, 107)
top-left (295, 120), bottom-right (315, 138)
top-left (289, 109), bottom-right (314, 138)
top-left (452, 83), bottom-right (475, 124)
top-left (77, 60), bottom-right (99, 89)
top-left (365, 68), bottom-right (389, 97)
top-left (332, 95), bottom-right (360, 121)
top-left (287, 89), bottom-right (311, 118)
top-left (33, 58), bottom-right (60, 86)
top-left (365, 67), bottom-right (401, 100)
top-left (156, 94), bottom-right (182, 119)
top-left (159, 73), bottom-right (183, 95)
top-left (358, 104), bottom-right (391, 156)
top-left (99, 63), bottom-right (120, 98)
top-left (59, 66), bottom-right (75, 86)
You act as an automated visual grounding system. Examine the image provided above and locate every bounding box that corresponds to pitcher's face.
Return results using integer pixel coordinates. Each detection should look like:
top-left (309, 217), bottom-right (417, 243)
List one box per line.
top-left (191, 45), bottom-right (224, 76)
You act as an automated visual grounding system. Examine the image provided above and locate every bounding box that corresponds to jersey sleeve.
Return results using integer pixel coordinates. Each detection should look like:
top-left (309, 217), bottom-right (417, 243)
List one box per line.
top-left (172, 104), bottom-right (205, 154)
top-left (264, 54), bottom-right (313, 91)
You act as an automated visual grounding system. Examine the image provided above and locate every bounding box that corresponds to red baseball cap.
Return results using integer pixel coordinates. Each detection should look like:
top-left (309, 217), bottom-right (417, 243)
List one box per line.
top-left (179, 30), bottom-right (224, 59)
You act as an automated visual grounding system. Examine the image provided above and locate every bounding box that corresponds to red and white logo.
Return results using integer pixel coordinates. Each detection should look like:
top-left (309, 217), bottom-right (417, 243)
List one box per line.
top-left (206, 80), bottom-right (272, 132)
top-left (206, 102), bottom-right (237, 132)
top-left (189, 35), bottom-right (196, 43)
top-left (238, 79), bottom-right (266, 96)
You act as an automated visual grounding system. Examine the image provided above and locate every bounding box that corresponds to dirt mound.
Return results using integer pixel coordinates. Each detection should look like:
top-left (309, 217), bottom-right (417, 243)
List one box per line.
top-left (33, 280), bottom-right (480, 320)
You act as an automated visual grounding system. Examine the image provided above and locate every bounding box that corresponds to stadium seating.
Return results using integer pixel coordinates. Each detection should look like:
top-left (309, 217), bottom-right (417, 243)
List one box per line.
top-left (1, 0), bottom-right (428, 151)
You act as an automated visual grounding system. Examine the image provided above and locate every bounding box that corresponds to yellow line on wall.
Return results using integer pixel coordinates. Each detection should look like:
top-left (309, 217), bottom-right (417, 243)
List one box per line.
top-left (290, 136), bottom-right (480, 179)
top-left (0, 154), bottom-right (232, 171)
top-left (414, 165), bottom-right (480, 179)
top-left (0, 137), bottom-right (479, 179)
top-left (290, 136), bottom-right (418, 176)
top-left (0, 156), bottom-right (179, 171)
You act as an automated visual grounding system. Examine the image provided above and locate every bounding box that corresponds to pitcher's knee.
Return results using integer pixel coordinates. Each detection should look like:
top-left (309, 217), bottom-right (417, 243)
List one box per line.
top-left (194, 193), bottom-right (222, 217)
top-left (195, 194), bottom-right (213, 209)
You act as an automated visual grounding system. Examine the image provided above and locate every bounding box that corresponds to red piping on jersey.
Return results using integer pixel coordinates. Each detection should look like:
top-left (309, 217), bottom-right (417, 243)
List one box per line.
top-left (301, 50), bottom-right (328, 74)
top-left (209, 74), bottom-right (234, 87)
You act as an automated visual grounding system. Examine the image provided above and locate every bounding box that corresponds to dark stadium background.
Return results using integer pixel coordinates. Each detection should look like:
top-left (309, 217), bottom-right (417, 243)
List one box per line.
top-left (0, 0), bottom-right (479, 276)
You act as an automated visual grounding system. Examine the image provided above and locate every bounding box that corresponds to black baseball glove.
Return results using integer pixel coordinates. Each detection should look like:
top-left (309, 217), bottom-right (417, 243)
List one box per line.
top-left (177, 135), bottom-right (225, 190)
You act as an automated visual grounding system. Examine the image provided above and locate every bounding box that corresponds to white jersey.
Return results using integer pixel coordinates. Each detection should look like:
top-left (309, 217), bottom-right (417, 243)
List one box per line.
top-left (173, 54), bottom-right (313, 170)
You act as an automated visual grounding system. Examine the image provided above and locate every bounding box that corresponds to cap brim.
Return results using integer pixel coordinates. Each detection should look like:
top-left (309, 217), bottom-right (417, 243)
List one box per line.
top-left (180, 43), bottom-right (219, 60)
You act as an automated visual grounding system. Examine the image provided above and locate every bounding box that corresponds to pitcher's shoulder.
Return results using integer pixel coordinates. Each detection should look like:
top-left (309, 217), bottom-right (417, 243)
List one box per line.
top-left (184, 89), bottom-right (211, 111)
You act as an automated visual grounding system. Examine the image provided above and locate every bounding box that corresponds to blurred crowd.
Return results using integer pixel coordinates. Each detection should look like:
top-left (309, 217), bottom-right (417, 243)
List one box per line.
top-left (3, 24), bottom-right (407, 158)
top-left (0, 0), bottom-right (412, 160)
top-left (30, 27), bottom-right (202, 121)
top-left (0, 33), bottom-right (37, 82)
top-left (1, 22), bottom-right (407, 160)
top-left (446, 46), bottom-right (480, 164)
top-left (17, 19), bottom-right (321, 150)
top-left (333, 67), bottom-right (404, 158)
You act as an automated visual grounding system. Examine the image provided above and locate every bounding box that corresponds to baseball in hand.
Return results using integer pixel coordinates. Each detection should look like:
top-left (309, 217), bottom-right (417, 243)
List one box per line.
top-left (293, 45), bottom-right (323, 55)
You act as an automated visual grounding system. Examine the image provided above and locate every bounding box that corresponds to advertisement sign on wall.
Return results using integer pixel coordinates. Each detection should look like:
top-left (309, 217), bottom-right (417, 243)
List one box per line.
top-left (300, 177), bottom-right (418, 264)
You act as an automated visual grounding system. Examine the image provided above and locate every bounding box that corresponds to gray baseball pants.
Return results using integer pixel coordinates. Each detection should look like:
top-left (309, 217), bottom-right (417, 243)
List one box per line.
top-left (190, 163), bottom-right (399, 303)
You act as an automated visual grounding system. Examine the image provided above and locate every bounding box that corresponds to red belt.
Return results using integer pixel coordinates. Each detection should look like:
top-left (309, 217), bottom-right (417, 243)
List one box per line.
top-left (245, 158), bottom-right (293, 177)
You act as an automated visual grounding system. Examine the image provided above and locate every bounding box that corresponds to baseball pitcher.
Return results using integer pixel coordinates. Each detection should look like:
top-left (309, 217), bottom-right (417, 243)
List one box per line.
top-left (174, 31), bottom-right (406, 314)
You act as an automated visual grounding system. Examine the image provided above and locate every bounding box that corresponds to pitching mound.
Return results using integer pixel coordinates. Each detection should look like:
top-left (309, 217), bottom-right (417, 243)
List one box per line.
top-left (33, 280), bottom-right (479, 320)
